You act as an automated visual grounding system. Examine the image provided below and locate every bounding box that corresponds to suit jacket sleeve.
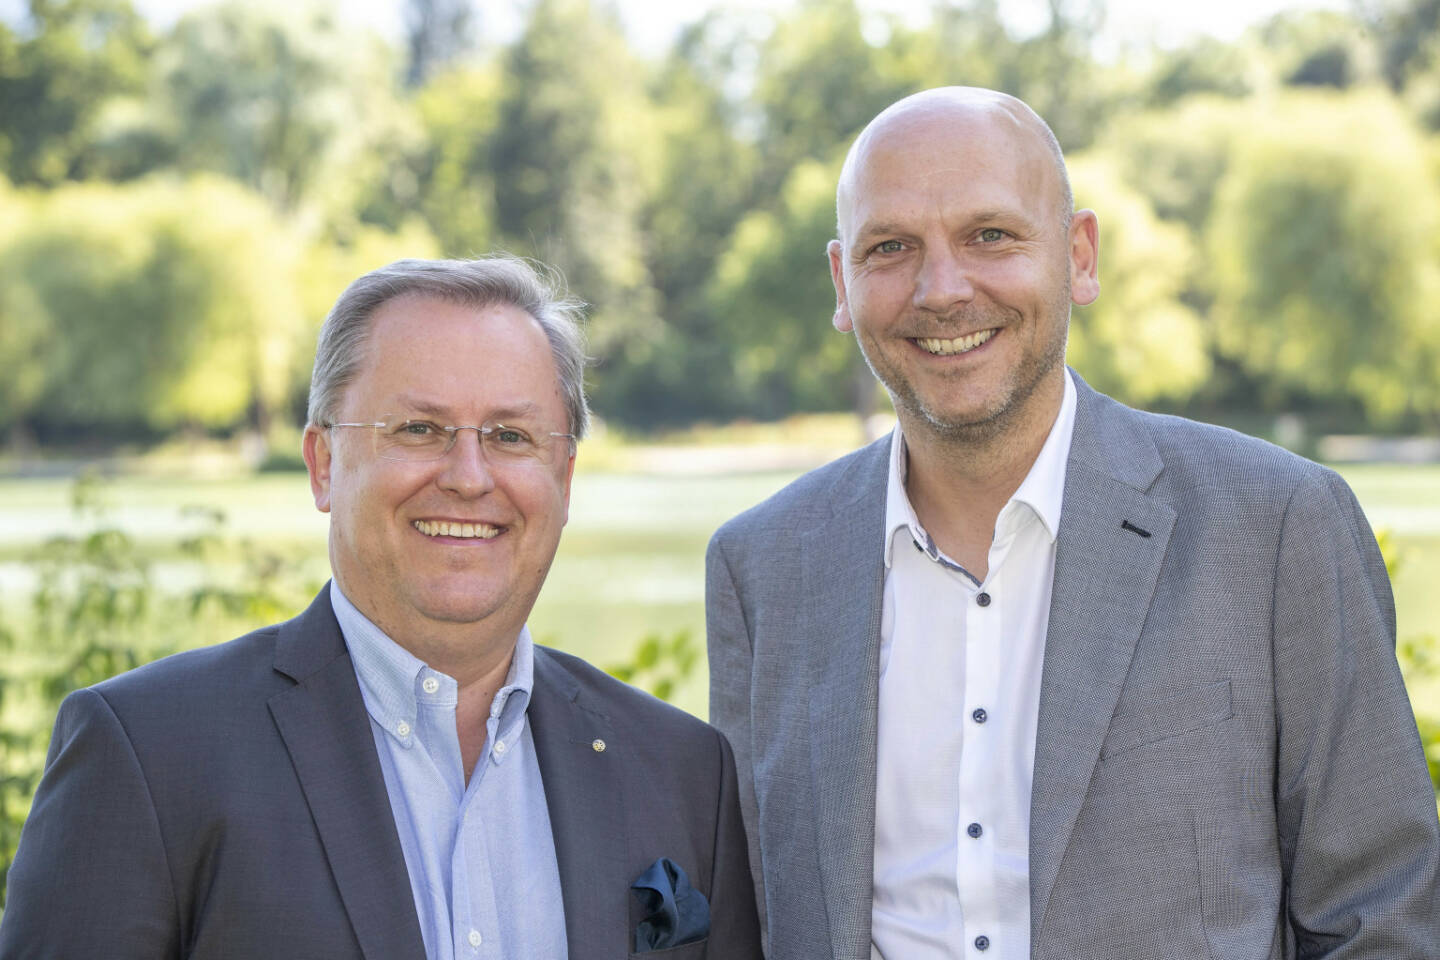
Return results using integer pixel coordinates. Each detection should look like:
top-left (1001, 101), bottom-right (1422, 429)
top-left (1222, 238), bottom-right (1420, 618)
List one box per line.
top-left (0, 688), bottom-right (180, 958)
top-left (705, 532), bottom-right (768, 949)
top-left (705, 726), bottom-right (764, 959)
top-left (1273, 468), bottom-right (1440, 955)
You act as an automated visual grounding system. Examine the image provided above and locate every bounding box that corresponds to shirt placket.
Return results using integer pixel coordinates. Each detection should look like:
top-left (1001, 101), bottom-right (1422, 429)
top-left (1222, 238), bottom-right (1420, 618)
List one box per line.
top-left (956, 529), bottom-right (1011, 957)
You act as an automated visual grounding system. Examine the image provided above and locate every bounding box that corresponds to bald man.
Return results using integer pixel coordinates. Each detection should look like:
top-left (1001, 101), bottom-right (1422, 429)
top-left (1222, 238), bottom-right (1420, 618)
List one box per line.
top-left (706, 87), bottom-right (1440, 959)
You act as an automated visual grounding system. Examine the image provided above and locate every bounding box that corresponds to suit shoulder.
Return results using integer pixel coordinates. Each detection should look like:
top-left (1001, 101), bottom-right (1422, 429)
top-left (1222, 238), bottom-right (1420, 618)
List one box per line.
top-left (535, 645), bottom-right (718, 747)
top-left (1131, 407), bottom-right (1337, 497)
top-left (711, 435), bottom-right (889, 550)
top-left (89, 618), bottom-right (286, 714)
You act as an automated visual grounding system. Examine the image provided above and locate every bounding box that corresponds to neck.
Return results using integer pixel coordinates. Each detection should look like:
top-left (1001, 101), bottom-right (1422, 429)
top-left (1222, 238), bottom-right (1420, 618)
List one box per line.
top-left (899, 371), bottom-right (1064, 577)
top-left (403, 623), bottom-right (518, 784)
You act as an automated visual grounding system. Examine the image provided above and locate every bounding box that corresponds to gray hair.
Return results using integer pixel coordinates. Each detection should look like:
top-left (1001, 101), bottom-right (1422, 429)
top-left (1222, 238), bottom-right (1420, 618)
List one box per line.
top-left (307, 255), bottom-right (591, 439)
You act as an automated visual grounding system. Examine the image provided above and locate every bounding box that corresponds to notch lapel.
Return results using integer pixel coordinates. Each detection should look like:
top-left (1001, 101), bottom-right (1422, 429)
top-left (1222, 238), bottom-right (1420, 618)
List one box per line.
top-left (529, 649), bottom-right (627, 960)
top-left (1028, 385), bottom-right (1176, 943)
top-left (268, 590), bottom-right (425, 960)
top-left (802, 441), bottom-right (889, 959)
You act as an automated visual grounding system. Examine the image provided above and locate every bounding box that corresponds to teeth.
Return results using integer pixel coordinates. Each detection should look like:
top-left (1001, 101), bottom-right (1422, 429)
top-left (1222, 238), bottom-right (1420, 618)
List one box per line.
top-left (915, 329), bottom-right (996, 356)
top-left (413, 520), bottom-right (500, 539)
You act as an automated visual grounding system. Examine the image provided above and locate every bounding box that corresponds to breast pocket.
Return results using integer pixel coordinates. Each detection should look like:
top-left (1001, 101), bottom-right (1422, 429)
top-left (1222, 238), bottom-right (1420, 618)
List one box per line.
top-left (1100, 679), bottom-right (1232, 760)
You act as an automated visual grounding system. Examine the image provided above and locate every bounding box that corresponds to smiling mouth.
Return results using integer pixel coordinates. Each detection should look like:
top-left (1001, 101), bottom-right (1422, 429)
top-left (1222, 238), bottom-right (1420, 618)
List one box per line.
top-left (413, 520), bottom-right (501, 540)
top-left (913, 329), bottom-right (996, 356)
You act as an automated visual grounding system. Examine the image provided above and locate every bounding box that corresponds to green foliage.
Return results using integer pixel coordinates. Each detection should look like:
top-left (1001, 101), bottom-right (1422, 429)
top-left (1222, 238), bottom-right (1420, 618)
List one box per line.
top-left (2, 0), bottom-right (1440, 437)
top-left (708, 157), bottom-right (863, 417)
top-left (0, 0), bottom-right (153, 185)
top-left (487, 0), bottom-right (666, 423)
top-left (149, 0), bottom-right (409, 215)
top-left (0, 176), bottom-right (304, 435)
top-left (1206, 90), bottom-right (1440, 423)
top-left (1067, 154), bottom-right (1210, 405)
top-left (607, 630), bottom-right (701, 704)
top-left (1381, 529), bottom-right (1440, 795)
top-left (0, 475), bottom-right (323, 905)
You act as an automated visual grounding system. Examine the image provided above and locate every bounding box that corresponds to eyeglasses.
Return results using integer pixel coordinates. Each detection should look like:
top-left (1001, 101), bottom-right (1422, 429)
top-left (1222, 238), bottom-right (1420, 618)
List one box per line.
top-left (326, 415), bottom-right (577, 464)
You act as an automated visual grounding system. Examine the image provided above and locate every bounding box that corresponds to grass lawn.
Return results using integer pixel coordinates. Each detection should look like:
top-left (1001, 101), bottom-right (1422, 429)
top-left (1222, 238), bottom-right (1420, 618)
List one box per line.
top-left (1, 461), bottom-right (1437, 720)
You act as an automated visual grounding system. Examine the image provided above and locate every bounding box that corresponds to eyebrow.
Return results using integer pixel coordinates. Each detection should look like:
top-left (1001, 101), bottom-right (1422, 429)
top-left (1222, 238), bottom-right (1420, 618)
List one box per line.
top-left (851, 209), bottom-right (1036, 247)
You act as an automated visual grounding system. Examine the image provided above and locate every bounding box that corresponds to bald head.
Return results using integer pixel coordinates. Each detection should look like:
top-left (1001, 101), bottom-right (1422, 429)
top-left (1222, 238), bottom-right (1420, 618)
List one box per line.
top-left (835, 87), bottom-right (1072, 244)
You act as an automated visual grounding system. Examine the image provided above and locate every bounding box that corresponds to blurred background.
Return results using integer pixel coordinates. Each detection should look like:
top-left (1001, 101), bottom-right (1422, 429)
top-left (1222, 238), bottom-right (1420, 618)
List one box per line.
top-left (1, 0), bottom-right (1438, 900)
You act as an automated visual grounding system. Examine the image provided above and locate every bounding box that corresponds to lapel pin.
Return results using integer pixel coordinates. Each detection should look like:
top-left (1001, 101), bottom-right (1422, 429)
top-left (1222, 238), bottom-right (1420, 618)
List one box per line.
top-left (592, 738), bottom-right (607, 753)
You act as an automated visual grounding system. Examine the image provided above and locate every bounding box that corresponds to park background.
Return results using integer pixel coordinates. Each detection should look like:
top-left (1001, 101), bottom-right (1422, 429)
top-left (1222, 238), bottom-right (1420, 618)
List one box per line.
top-left (2, 0), bottom-right (1439, 906)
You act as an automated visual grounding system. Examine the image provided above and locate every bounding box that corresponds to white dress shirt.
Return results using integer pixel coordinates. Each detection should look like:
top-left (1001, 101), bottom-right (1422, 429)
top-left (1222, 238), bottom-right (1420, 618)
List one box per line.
top-left (871, 371), bottom-right (1077, 960)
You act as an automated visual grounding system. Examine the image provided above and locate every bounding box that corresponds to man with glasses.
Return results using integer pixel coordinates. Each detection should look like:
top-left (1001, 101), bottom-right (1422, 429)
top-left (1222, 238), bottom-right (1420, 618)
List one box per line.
top-left (1, 256), bottom-right (761, 959)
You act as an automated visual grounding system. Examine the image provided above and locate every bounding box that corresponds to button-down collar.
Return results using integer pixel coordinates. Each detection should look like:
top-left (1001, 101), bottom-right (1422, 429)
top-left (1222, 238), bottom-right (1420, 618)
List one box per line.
top-left (883, 368), bottom-right (1078, 570)
top-left (330, 581), bottom-right (534, 764)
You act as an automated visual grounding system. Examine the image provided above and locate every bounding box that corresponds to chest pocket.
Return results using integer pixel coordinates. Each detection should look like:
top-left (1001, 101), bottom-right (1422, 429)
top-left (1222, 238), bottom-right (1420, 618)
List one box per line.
top-left (1100, 679), bottom-right (1232, 760)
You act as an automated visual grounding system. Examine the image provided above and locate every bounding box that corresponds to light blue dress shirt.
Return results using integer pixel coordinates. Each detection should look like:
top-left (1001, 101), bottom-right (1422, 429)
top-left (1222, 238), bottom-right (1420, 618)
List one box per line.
top-left (331, 582), bottom-right (569, 960)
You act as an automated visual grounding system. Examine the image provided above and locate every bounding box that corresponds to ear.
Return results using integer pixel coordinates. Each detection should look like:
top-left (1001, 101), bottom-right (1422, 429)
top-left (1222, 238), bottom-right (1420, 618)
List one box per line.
top-left (828, 239), bottom-right (854, 333)
top-left (302, 425), bottom-right (333, 513)
top-left (1068, 209), bottom-right (1100, 306)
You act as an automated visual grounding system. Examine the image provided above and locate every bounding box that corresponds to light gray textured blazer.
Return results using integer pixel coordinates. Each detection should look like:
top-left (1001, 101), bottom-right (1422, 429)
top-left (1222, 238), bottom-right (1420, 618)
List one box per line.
top-left (707, 375), bottom-right (1440, 959)
top-left (1, 587), bottom-right (762, 960)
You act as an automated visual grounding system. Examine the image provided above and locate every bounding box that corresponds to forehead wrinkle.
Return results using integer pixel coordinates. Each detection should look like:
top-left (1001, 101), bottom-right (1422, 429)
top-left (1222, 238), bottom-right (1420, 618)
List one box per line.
top-left (390, 394), bottom-right (545, 423)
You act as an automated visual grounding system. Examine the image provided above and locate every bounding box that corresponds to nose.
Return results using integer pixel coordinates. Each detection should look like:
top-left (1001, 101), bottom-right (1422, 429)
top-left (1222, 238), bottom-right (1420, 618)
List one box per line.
top-left (436, 427), bottom-right (496, 498)
top-left (913, 246), bottom-right (976, 313)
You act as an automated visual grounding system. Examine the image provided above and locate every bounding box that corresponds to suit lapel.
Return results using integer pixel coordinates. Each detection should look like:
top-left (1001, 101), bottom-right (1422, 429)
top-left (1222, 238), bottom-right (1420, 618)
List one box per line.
top-left (529, 648), bottom-right (627, 960)
top-left (802, 439), bottom-right (890, 959)
top-left (267, 588), bottom-right (426, 960)
top-left (1028, 382), bottom-right (1176, 942)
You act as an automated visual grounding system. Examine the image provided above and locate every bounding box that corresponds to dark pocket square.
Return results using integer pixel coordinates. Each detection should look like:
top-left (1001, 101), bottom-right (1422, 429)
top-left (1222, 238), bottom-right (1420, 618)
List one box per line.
top-left (631, 856), bottom-right (710, 952)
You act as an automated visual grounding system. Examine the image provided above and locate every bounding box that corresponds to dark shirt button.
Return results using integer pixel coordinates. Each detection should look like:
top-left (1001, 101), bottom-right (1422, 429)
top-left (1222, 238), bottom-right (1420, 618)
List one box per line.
top-left (972, 707), bottom-right (987, 724)
top-left (976, 591), bottom-right (991, 607)
top-left (975, 935), bottom-right (990, 951)
top-left (966, 822), bottom-right (983, 838)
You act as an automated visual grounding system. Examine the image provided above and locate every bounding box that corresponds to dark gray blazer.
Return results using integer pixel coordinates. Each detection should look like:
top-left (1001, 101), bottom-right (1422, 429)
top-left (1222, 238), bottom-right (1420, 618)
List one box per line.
top-left (707, 375), bottom-right (1440, 959)
top-left (1, 588), bottom-right (761, 960)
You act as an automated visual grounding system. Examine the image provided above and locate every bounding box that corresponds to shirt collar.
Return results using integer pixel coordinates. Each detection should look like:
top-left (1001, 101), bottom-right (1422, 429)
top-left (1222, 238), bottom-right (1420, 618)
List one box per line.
top-left (330, 581), bottom-right (535, 749)
top-left (883, 368), bottom-right (1078, 568)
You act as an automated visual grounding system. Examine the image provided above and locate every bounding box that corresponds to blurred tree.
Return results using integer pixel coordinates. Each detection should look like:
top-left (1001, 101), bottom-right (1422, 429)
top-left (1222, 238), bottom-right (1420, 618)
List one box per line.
top-left (146, 0), bottom-right (411, 215)
top-left (632, 12), bottom-right (762, 423)
top-left (1094, 96), bottom-right (1250, 233)
top-left (0, 0), bottom-right (151, 185)
top-left (750, 0), bottom-right (915, 195)
top-left (404, 0), bottom-right (474, 89)
top-left (1206, 90), bottom-right (1440, 424)
top-left (1255, 9), bottom-right (1378, 89)
top-left (408, 63), bottom-right (502, 256)
top-left (708, 157), bottom-right (868, 418)
top-left (488, 0), bottom-right (665, 424)
top-left (1372, 0), bottom-right (1440, 127)
top-left (1066, 153), bottom-right (1210, 405)
top-left (0, 176), bottom-right (304, 438)
top-left (1142, 35), bottom-right (1255, 107)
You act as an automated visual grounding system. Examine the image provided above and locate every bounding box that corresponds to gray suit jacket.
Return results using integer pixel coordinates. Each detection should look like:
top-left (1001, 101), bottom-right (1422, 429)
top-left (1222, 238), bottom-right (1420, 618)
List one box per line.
top-left (1, 587), bottom-right (761, 960)
top-left (707, 376), bottom-right (1440, 959)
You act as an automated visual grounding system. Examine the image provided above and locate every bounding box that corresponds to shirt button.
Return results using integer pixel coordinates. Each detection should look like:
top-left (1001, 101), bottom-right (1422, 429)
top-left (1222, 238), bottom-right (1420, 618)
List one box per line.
top-left (468, 928), bottom-right (482, 947)
top-left (493, 739), bottom-right (507, 755)
top-left (975, 934), bottom-right (990, 951)
top-left (976, 591), bottom-right (991, 607)
top-left (967, 822), bottom-right (983, 838)
top-left (396, 720), bottom-right (411, 738)
top-left (421, 676), bottom-right (439, 694)
top-left (972, 707), bottom-right (987, 724)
